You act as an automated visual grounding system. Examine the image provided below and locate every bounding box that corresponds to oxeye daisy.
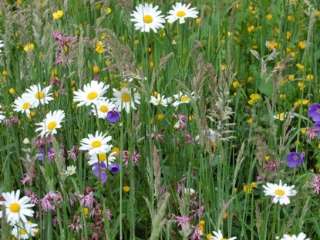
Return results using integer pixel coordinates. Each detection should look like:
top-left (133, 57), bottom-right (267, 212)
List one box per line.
top-left (35, 110), bottom-right (65, 137)
top-left (209, 230), bottom-right (237, 240)
top-left (263, 180), bottom-right (297, 205)
top-left (13, 93), bottom-right (36, 115)
top-left (280, 233), bottom-right (310, 240)
top-left (0, 110), bottom-right (5, 123)
top-left (80, 131), bottom-right (112, 156)
top-left (150, 93), bottom-right (171, 107)
top-left (172, 92), bottom-right (193, 107)
top-left (91, 98), bottom-right (115, 119)
top-left (73, 80), bottom-right (109, 107)
top-left (88, 152), bottom-right (116, 166)
top-left (11, 221), bottom-right (39, 239)
top-left (25, 84), bottom-right (53, 107)
top-left (166, 2), bottom-right (199, 24)
top-left (113, 87), bottom-right (140, 113)
top-left (0, 190), bottom-right (34, 225)
top-left (131, 3), bottom-right (165, 33)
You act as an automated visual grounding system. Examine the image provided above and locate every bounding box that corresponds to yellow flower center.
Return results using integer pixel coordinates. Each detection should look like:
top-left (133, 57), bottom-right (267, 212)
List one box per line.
top-left (9, 202), bottom-right (21, 213)
top-left (22, 102), bottom-right (31, 110)
top-left (274, 188), bottom-right (285, 197)
top-left (121, 93), bottom-right (131, 103)
top-left (47, 121), bottom-right (57, 131)
top-left (180, 95), bottom-right (190, 103)
top-left (19, 229), bottom-right (28, 235)
top-left (99, 105), bottom-right (109, 113)
top-left (35, 91), bottom-right (45, 100)
top-left (91, 139), bottom-right (102, 148)
top-left (176, 10), bottom-right (186, 17)
top-left (87, 91), bottom-right (98, 101)
top-left (98, 152), bottom-right (107, 162)
top-left (143, 15), bottom-right (153, 24)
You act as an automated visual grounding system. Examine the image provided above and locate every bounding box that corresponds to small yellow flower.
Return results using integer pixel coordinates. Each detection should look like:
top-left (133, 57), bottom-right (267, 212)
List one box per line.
top-left (300, 128), bottom-right (307, 134)
top-left (306, 74), bottom-right (314, 81)
top-left (266, 40), bottom-right (278, 50)
top-left (2, 70), bottom-right (8, 77)
top-left (112, 147), bottom-right (120, 156)
top-left (206, 233), bottom-right (213, 240)
top-left (247, 76), bottom-right (254, 83)
top-left (294, 99), bottom-right (310, 108)
top-left (156, 113), bottom-right (165, 121)
top-left (296, 63), bottom-right (304, 71)
top-left (52, 10), bottom-right (64, 20)
top-left (105, 7), bottom-right (112, 15)
top-left (247, 117), bottom-right (253, 125)
top-left (95, 41), bottom-right (105, 54)
top-left (248, 93), bottom-right (262, 105)
top-left (266, 14), bottom-right (273, 20)
top-left (232, 80), bottom-right (241, 89)
top-left (264, 155), bottom-right (270, 161)
top-left (288, 74), bottom-right (295, 81)
top-left (279, 94), bottom-right (286, 99)
top-left (243, 183), bottom-right (257, 193)
top-left (82, 207), bottom-right (89, 217)
top-left (123, 185), bottom-right (130, 193)
top-left (298, 41), bottom-right (306, 49)
top-left (247, 25), bottom-right (255, 33)
top-left (93, 65), bottom-right (100, 75)
top-left (23, 42), bottom-right (34, 52)
top-left (286, 31), bottom-right (292, 40)
top-left (297, 81), bottom-right (305, 91)
top-left (9, 88), bottom-right (16, 95)
top-left (287, 15), bottom-right (294, 21)
top-left (274, 112), bottom-right (286, 121)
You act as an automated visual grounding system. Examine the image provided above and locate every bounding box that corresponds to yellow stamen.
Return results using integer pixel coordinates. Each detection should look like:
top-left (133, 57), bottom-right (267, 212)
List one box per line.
top-left (87, 91), bottom-right (98, 101)
top-left (9, 202), bottom-right (21, 213)
top-left (176, 10), bottom-right (186, 17)
top-left (121, 93), bottom-right (131, 103)
top-left (143, 15), bottom-right (153, 24)
top-left (91, 140), bottom-right (102, 148)
top-left (47, 121), bottom-right (57, 131)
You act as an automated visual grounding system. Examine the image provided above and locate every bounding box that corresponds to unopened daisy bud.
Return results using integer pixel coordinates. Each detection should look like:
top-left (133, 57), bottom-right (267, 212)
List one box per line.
top-left (298, 41), bottom-right (306, 49)
top-left (105, 7), bottom-right (112, 15)
top-left (23, 138), bottom-right (30, 144)
top-left (111, 146), bottom-right (120, 156)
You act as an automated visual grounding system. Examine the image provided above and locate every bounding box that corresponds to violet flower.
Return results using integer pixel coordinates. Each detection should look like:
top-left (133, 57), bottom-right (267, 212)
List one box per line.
top-left (308, 103), bottom-right (320, 123)
top-left (92, 163), bottom-right (108, 184)
top-left (287, 151), bottom-right (304, 168)
top-left (106, 109), bottom-right (120, 124)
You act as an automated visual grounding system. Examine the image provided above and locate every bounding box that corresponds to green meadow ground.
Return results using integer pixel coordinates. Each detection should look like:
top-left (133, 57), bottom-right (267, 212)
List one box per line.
top-left (1, 0), bottom-right (320, 239)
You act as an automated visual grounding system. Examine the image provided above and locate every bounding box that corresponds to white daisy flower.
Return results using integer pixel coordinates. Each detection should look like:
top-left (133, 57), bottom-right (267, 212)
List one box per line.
top-left (280, 233), bottom-right (310, 240)
top-left (35, 110), bottom-right (65, 137)
top-left (80, 131), bottom-right (112, 156)
top-left (0, 40), bottom-right (4, 52)
top-left (11, 221), bottom-right (39, 239)
top-left (73, 80), bottom-right (109, 107)
top-left (150, 93), bottom-right (171, 107)
top-left (263, 180), bottom-right (297, 205)
top-left (113, 87), bottom-right (140, 113)
top-left (210, 230), bottom-right (237, 240)
top-left (0, 111), bottom-right (5, 122)
top-left (131, 3), bottom-right (165, 33)
top-left (91, 98), bottom-right (115, 119)
top-left (88, 152), bottom-right (116, 166)
top-left (166, 2), bottom-right (199, 24)
top-left (172, 92), bottom-right (194, 107)
top-left (25, 84), bottom-right (53, 107)
top-left (13, 93), bottom-right (36, 115)
top-left (0, 190), bottom-right (34, 225)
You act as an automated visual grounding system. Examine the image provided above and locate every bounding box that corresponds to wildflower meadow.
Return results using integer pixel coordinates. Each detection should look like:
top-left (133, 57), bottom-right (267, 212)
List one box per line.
top-left (1, 0), bottom-right (320, 239)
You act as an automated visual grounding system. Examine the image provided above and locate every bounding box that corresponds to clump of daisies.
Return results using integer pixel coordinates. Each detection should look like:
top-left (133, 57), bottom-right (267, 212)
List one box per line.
top-left (13, 84), bottom-right (53, 117)
top-left (130, 2), bottom-right (199, 33)
top-left (263, 181), bottom-right (297, 205)
top-left (80, 131), bottom-right (119, 183)
top-left (0, 190), bottom-right (38, 239)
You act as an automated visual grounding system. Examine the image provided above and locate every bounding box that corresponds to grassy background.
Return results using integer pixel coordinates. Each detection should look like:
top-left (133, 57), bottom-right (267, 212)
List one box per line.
top-left (1, 0), bottom-right (320, 239)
